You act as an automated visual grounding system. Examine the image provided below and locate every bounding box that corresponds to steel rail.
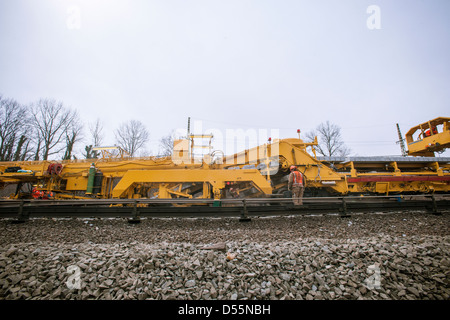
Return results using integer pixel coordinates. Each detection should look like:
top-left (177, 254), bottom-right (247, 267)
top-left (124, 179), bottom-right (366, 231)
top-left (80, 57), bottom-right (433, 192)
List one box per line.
top-left (0, 194), bottom-right (448, 206)
top-left (0, 194), bottom-right (448, 223)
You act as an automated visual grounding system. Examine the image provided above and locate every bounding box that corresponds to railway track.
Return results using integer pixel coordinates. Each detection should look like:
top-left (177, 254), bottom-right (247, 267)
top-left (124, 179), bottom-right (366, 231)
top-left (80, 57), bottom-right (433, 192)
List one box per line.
top-left (0, 194), bottom-right (449, 223)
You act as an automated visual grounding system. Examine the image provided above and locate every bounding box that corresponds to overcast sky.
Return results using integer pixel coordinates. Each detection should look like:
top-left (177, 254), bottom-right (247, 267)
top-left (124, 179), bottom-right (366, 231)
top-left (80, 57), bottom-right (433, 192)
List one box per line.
top-left (1, 0), bottom-right (449, 157)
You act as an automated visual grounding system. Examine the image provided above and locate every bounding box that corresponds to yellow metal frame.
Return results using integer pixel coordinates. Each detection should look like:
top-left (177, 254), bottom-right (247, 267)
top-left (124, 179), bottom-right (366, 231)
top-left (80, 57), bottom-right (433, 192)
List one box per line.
top-left (405, 117), bottom-right (450, 156)
top-left (111, 168), bottom-right (272, 199)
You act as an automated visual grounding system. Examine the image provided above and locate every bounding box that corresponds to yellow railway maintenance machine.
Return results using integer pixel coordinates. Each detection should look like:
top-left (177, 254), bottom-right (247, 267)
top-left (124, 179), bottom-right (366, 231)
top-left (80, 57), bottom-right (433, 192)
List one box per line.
top-left (0, 119), bottom-right (449, 200)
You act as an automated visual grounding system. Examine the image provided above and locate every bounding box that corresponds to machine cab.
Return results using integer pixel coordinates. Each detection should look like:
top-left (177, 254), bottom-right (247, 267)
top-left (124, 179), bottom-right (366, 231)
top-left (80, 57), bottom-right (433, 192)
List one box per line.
top-left (405, 117), bottom-right (450, 156)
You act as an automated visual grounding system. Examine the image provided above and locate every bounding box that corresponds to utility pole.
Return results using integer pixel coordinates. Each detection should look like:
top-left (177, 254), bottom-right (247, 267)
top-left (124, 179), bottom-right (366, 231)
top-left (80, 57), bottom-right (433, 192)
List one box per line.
top-left (187, 117), bottom-right (191, 138)
top-left (187, 117), bottom-right (191, 159)
top-left (396, 123), bottom-right (407, 156)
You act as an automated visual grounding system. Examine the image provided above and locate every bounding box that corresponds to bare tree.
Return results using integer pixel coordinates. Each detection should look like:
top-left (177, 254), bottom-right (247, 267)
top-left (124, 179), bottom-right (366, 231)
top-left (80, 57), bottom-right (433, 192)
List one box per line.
top-left (63, 112), bottom-right (83, 160)
top-left (13, 135), bottom-right (32, 161)
top-left (0, 95), bottom-right (32, 161)
top-left (114, 120), bottom-right (149, 157)
top-left (304, 121), bottom-right (351, 157)
top-left (83, 118), bottom-right (104, 159)
top-left (83, 145), bottom-right (95, 159)
top-left (159, 130), bottom-right (175, 156)
top-left (89, 118), bottom-right (104, 147)
top-left (30, 98), bottom-right (78, 160)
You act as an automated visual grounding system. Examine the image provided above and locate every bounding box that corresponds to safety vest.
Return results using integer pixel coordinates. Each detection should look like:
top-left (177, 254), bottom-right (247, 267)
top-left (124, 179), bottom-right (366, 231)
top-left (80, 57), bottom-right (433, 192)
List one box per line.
top-left (292, 171), bottom-right (303, 185)
top-left (424, 127), bottom-right (438, 137)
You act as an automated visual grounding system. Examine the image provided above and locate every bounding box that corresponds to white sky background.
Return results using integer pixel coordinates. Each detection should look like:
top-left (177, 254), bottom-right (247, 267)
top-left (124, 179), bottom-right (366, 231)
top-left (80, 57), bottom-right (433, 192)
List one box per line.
top-left (0, 0), bottom-right (449, 158)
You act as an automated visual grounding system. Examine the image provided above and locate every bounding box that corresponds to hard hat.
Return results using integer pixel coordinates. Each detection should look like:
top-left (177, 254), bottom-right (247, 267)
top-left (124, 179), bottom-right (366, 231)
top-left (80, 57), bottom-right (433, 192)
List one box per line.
top-left (290, 165), bottom-right (296, 171)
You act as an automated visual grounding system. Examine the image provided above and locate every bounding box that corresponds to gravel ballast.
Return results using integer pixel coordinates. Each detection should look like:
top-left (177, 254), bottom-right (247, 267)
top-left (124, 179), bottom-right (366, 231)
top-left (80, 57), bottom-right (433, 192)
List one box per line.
top-left (0, 211), bottom-right (448, 300)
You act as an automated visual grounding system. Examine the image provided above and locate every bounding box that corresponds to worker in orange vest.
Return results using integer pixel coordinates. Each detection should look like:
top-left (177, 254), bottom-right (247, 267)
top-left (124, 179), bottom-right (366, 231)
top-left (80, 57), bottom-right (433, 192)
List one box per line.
top-left (424, 126), bottom-right (438, 137)
top-left (288, 165), bottom-right (304, 206)
top-left (31, 187), bottom-right (44, 199)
